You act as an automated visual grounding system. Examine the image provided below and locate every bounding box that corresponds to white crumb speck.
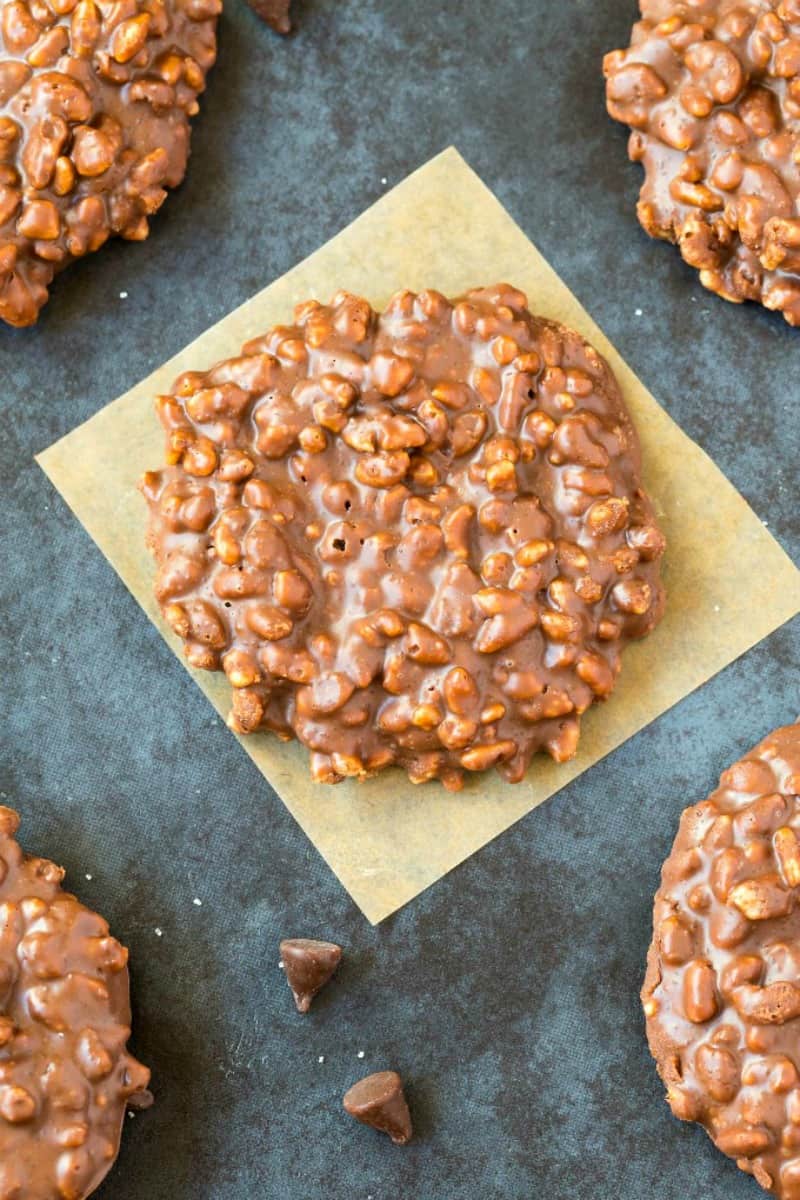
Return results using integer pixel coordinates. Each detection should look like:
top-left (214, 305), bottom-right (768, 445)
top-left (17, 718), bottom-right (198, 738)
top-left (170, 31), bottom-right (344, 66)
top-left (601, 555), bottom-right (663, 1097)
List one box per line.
top-left (128, 1111), bottom-right (135, 1119)
top-left (380, 177), bottom-right (387, 185)
top-left (318, 1055), bottom-right (325, 1064)
top-left (119, 291), bottom-right (128, 299)
top-left (85, 874), bottom-right (92, 881)
top-left (193, 897), bottom-right (202, 906)
top-left (154, 927), bottom-right (163, 937)
top-left (357, 1050), bottom-right (365, 1059)
top-left (634, 308), bottom-right (643, 316)
top-left (278, 960), bottom-right (284, 970)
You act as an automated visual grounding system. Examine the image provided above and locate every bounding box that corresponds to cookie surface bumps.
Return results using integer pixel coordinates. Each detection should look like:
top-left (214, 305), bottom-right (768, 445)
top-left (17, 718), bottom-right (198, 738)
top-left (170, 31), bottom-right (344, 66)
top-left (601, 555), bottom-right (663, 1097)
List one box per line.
top-left (0, 806), bottom-right (150, 1200)
top-left (142, 284), bottom-right (665, 790)
top-left (605, 0), bottom-right (800, 325)
top-left (0, 0), bottom-right (219, 327)
top-left (643, 723), bottom-right (800, 1198)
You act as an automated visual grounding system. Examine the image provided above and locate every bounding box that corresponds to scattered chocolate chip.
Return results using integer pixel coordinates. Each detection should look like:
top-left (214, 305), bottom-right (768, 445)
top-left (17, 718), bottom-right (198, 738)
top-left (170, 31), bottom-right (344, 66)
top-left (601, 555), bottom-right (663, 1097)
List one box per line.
top-left (280, 937), bottom-right (342, 1012)
top-left (604, 1), bottom-right (800, 326)
top-left (343, 1070), bottom-right (413, 1145)
top-left (246, 0), bottom-right (292, 33)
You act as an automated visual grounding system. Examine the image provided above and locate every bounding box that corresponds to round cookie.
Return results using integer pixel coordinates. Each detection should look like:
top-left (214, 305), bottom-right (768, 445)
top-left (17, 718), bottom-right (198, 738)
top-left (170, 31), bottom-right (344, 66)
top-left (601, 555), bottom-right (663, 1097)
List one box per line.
top-left (0, 0), bottom-right (219, 328)
top-left (0, 806), bottom-right (150, 1200)
top-left (141, 283), bottom-right (666, 790)
top-left (643, 722), bottom-right (800, 1198)
top-left (604, 0), bottom-right (800, 326)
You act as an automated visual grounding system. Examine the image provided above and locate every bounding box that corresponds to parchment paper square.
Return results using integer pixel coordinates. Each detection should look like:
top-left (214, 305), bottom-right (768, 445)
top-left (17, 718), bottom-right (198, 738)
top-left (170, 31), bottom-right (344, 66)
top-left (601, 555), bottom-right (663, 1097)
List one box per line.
top-left (37, 148), bottom-right (800, 923)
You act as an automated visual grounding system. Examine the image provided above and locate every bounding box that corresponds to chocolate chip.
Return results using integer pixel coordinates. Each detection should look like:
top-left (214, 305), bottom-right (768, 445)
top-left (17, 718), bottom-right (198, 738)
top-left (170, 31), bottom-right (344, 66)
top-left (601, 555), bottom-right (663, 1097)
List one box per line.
top-left (141, 286), bottom-right (666, 790)
top-left (280, 938), bottom-right (342, 1012)
top-left (343, 1070), bottom-right (413, 1145)
top-left (246, 0), bottom-right (291, 34)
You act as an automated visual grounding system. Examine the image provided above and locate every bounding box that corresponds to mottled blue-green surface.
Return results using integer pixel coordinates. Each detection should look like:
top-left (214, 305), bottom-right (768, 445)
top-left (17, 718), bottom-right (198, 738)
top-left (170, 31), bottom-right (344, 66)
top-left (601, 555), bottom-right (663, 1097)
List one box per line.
top-left (1, 1), bottom-right (798, 1196)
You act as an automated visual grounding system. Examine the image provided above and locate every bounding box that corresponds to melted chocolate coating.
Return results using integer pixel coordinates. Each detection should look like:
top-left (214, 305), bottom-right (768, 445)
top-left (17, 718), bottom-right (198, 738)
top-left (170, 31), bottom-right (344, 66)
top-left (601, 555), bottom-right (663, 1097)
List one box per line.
top-left (0, 0), bottom-right (218, 327)
top-left (141, 284), bottom-right (665, 790)
top-left (644, 723), bottom-right (800, 1198)
top-left (0, 806), bottom-right (150, 1200)
top-left (605, 0), bottom-right (800, 325)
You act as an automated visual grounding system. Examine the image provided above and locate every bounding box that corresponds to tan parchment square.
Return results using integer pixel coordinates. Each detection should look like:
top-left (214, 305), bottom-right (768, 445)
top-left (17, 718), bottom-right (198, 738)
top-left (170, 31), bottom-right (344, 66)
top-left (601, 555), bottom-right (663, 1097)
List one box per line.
top-left (37, 148), bottom-right (800, 923)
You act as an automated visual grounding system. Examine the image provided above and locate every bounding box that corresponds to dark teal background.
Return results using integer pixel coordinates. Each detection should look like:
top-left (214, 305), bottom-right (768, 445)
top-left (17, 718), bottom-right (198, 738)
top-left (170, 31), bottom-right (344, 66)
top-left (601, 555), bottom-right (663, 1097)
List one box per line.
top-left (1, 1), bottom-right (798, 1196)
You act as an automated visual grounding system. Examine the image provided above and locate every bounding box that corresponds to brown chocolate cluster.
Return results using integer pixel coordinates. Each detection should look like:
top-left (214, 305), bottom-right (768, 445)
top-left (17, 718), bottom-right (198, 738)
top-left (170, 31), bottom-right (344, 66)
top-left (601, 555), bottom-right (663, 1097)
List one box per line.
top-left (141, 284), bottom-right (665, 790)
top-left (0, 806), bottom-right (150, 1200)
top-left (643, 723), bottom-right (800, 1198)
top-left (605, 0), bottom-right (800, 326)
top-left (0, 0), bottom-right (218, 328)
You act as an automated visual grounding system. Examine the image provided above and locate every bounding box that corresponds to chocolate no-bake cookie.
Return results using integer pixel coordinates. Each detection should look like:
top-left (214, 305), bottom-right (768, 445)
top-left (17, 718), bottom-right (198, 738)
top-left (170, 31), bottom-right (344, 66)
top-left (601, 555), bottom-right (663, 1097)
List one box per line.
top-left (643, 722), bottom-right (800, 1198)
top-left (0, 0), bottom-right (218, 328)
top-left (605, 0), bottom-right (800, 325)
top-left (141, 284), bottom-right (665, 790)
top-left (0, 806), bottom-right (150, 1200)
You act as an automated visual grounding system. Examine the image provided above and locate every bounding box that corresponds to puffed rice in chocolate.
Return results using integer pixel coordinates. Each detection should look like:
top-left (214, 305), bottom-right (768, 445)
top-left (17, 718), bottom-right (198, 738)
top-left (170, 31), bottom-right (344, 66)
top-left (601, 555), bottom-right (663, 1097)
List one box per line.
top-left (280, 937), bottom-right (341, 1012)
top-left (0, 806), bottom-right (150, 1200)
top-left (605, 0), bottom-right (800, 325)
top-left (141, 284), bottom-right (666, 791)
top-left (0, 0), bottom-right (219, 327)
top-left (644, 721), bottom-right (800, 1198)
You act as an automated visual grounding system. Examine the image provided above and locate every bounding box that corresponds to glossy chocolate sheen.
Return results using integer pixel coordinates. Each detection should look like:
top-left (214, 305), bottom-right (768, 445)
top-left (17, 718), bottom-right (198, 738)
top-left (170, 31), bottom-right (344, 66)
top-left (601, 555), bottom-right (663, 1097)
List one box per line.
top-left (0, 806), bottom-right (150, 1200)
top-left (643, 723), bottom-right (800, 1198)
top-left (141, 284), bottom-right (666, 790)
top-left (0, 0), bottom-right (219, 328)
top-left (605, 0), bottom-right (800, 325)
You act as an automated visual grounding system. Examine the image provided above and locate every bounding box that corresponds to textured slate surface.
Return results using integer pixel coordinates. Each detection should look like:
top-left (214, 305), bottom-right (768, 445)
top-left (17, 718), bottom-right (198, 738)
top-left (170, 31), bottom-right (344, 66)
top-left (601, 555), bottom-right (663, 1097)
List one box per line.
top-left (1, 1), bottom-right (798, 1197)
